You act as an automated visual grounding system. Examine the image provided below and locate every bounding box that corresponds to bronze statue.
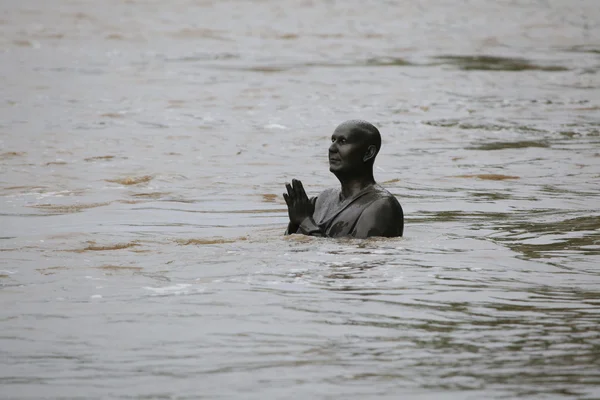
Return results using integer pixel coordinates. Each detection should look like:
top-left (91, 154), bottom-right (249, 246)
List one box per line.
top-left (284, 120), bottom-right (404, 238)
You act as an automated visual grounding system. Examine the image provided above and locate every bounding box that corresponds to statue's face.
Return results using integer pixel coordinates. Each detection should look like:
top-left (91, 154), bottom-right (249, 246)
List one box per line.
top-left (328, 124), bottom-right (368, 175)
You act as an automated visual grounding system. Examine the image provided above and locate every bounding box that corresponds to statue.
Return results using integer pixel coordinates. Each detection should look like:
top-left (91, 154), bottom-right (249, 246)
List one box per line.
top-left (284, 120), bottom-right (404, 238)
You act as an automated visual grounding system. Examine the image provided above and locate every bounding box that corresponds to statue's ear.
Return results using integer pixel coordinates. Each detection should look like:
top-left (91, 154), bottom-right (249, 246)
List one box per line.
top-left (363, 145), bottom-right (377, 162)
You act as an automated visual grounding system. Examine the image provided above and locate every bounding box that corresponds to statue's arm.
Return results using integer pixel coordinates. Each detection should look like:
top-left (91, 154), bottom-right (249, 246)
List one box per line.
top-left (295, 214), bottom-right (325, 236)
top-left (353, 197), bottom-right (404, 238)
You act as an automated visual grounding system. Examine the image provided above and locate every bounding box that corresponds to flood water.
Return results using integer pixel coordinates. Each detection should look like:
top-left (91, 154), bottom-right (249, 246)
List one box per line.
top-left (1, 0), bottom-right (600, 398)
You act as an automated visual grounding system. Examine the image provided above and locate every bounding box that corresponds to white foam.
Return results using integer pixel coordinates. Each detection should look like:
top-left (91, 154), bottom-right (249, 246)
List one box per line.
top-left (143, 283), bottom-right (197, 296)
top-left (265, 123), bottom-right (288, 130)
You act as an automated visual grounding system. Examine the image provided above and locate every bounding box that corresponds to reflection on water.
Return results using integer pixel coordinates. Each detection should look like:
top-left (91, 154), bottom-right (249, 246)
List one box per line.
top-left (467, 140), bottom-right (550, 150)
top-left (491, 215), bottom-right (600, 259)
top-left (454, 174), bottom-right (520, 180)
top-left (105, 175), bottom-right (154, 186)
top-left (1, 0), bottom-right (600, 398)
top-left (433, 55), bottom-right (569, 71)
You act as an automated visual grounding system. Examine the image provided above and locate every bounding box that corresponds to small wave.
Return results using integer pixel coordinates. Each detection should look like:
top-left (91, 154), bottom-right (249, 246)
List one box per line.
top-left (423, 119), bottom-right (547, 133)
top-left (467, 140), bottom-right (550, 150)
top-left (573, 106), bottom-right (600, 111)
top-left (13, 40), bottom-right (34, 47)
top-left (565, 45), bottom-right (600, 55)
top-left (414, 210), bottom-right (511, 223)
top-left (106, 175), bottom-right (153, 185)
top-left (2, 185), bottom-right (47, 193)
top-left (71, 241), bottom-right (140, 252)
top-left (284, 234), bottom-right (317, 243)
top-left (137, 121), bottom-right (168, 129)
top-left (131, 192), bottom-right (171, 199)
top-left (454, 174), bottom-right (520, 180)
top-left (433, 55), bottom-right (568, 72)
top-left (167, 100), bottom-right (186, 108)
top-left (84, 155), bottom-right (116, 161)
top-left (36, 267), bottom-right (68, 275)
top-left (276, 33), bottom-right (299, 40)
top-left (490, 215), bottom-right (600, 258)
top-left (95, 265), bottom-right (143, 272)
top-left (143, 284), bottom-right (199, 296)
top-left (30, 202), bottom-right (110, 214)
top-left (169, 28), bottom-right (230, 41)
top-left (364, 56), bottom-right (414, 66)
top-left (105, 33), bottom-right (124, 40)
top-left (117, 199), bottom-right (145, 205)
top-left (209, 57), bottom-right (417, 73)
top-left (99, 112), bottom-right (125, 118)
top-left (261, 194), bottom-right (278, 203)
top-left (0, 151), bottom-right (26, 160)
top-left (265, 123), bottom-right (288, 130)
top-left (176, 237), bottom-right (248, 245)
top-left (71, 12), bottom-right (95, 21)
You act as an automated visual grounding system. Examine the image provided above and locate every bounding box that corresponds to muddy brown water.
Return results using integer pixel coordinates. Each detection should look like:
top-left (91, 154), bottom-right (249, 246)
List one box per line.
top-left (1, 1), bottom-right (600, 399)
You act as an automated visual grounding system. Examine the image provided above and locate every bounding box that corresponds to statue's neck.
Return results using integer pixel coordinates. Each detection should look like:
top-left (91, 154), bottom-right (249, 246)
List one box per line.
top-left (335, 171), bottom-right (376, 201)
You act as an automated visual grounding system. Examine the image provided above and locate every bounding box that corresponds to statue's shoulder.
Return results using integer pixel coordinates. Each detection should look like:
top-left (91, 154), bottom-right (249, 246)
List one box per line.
top-left (371, 184), bottom-right (403, 209)
top-left (369, 184), bottom-right (393, 198)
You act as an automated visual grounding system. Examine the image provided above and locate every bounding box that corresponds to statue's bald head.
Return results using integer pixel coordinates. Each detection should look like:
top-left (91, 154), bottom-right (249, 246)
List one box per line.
top-left (329, 120), bottom-right (382, 177)
top-left (335, 119), bottom-right (381, 159)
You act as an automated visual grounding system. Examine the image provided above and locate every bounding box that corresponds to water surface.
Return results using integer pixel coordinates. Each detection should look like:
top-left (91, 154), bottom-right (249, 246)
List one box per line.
top-left (1, 0), bottom-right (600, 398)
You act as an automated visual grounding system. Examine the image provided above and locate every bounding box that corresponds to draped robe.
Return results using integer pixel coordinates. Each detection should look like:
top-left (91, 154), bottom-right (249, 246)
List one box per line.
top-left (286, 184), bottom-right (403, 238)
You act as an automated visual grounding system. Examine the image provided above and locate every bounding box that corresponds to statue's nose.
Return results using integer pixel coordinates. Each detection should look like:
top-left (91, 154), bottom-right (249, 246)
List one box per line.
top-left (329, 142), bottom-right (338, 154)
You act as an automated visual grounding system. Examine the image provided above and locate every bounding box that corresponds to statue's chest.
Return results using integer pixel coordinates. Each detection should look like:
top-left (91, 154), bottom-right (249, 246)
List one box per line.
top-left (315, 201), bottom-right (367, 237)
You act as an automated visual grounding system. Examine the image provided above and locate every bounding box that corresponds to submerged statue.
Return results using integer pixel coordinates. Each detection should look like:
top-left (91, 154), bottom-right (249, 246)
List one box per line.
top-left (284, 120), bottom-right (404, 238)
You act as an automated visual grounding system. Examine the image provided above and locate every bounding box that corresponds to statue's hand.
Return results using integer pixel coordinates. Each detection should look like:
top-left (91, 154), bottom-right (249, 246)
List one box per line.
top-left (283, 179), bottom-right (315, 226)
